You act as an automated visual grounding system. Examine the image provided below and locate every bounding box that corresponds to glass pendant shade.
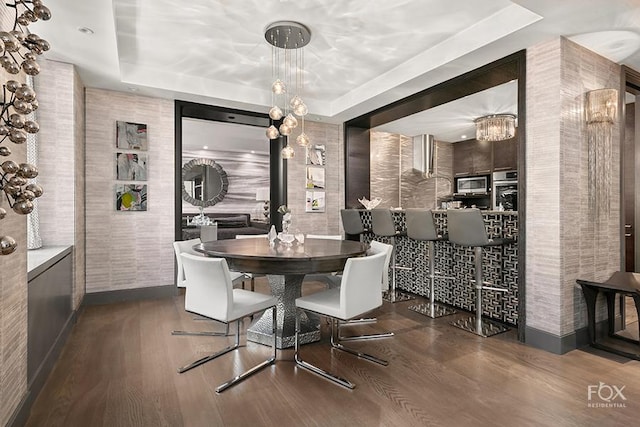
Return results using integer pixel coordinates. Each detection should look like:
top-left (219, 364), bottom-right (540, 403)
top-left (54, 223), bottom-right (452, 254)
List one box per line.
top-left (269, 106), bottom-right (283, 120)
top-left (290, 95), bottom-right (302, 108)
top-left (296, 132), bottom-right (310, 146)
top-left (266, 125), bottom-right (280, 139)
top-left (272, 79), bottom-right (286, 95)
top-left (293, 102), bottom-right (308, 116)
top-left (279, 123), bottom-right (292, 136)
top-left (281, 145), bottom-right (295, 159)
top-left (474, 114), bottom-right (516, 141)
top-left (283, 113), bottom-right (298, 129)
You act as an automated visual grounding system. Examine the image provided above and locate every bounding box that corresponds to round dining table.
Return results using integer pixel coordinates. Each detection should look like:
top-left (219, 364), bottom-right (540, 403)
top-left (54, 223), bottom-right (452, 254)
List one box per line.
top-left (194, 237), bottom-right (368, 348)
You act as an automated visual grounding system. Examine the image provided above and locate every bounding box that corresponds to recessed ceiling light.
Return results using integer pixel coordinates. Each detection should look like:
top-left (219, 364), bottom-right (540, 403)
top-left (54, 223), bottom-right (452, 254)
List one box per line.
top-left (77, 27), bottom-right (94, 35)
top-left (461, 134), bottom-right (467, 139)
top-left (251, 150), bottom-right (255, 154)
top-left (203, 145), bottom-right (208, 150)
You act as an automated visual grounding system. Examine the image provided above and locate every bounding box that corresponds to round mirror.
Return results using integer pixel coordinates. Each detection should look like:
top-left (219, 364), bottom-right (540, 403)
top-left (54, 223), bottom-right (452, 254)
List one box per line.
top-left (181, 158), bottom-right (229, 207)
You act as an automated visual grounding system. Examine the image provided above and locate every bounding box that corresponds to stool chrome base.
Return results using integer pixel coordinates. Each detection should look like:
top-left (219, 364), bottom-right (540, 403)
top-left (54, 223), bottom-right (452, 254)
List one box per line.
top-left (408, 302), bottom-right (456, 318)
top-left (451, 316), bottom-right (509, 337)
top-left (382, 289), bottom-right (415, 303)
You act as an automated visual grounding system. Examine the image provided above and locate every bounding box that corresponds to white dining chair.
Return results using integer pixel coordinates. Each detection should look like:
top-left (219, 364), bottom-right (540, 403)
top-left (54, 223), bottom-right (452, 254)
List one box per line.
top-left (294, 250), bottom-right (390, 389)
top-left (177, 253), bottom-right (277, 393)
top-left (322, 240), bottom-right (394, 338)
top-left (337, 240), bottom-right (394, 340)
top-left (235, 234), bottom-right (268, 291)
top-left (303, 234), bottom-right (343, 286)
top-left (172, 238), bottom-right (245, 337)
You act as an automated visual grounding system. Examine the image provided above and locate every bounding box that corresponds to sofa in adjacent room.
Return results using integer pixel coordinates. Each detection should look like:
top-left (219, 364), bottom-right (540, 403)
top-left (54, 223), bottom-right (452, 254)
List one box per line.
top-left (181, 213), bottom-right (268, 240)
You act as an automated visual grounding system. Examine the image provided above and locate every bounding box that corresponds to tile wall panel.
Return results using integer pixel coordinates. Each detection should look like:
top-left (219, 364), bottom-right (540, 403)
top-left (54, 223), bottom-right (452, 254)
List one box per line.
top-left (526, 39), bottom-right (565, 336)
top-left (0, 4), bottom-right (27, 424)
top-left (560, 39), bottom-right (620, 335)
top-left (36, 60), bottom-right (75, 246)
top-left (376, 132), bottom-right (453, 211)
top-left (286, 121), bottom-right (343, 235)
top-left (526, 38), bottom-right (621, 337)
top-left (36, 59), bottom-right (86, 310)
top-left (400, 134), bottom-right (429, 208)
top-left (73, 67), bottom-right (86, 309)
top-left (85, 89), bottom-right (175, 293)
top-left (371, 132), bottom-right (400, 208)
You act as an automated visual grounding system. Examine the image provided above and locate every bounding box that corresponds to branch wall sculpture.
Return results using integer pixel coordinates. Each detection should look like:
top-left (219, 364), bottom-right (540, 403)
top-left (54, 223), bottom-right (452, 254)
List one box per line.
top-left (0, 0), bottom-right (50, 255)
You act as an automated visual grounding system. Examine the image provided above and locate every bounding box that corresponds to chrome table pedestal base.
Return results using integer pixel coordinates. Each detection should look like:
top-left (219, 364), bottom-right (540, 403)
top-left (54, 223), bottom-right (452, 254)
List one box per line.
top-left (408, 302), bottom-right (456, 318)
top-left (247, 274), bottom-right (320, 349)
top-left (451, 316), bottom-right (509, 337)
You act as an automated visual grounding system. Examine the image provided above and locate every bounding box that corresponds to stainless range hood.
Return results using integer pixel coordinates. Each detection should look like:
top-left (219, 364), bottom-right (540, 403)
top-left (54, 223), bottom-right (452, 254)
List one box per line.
top-left (413, 134), bottom-right (435, 177)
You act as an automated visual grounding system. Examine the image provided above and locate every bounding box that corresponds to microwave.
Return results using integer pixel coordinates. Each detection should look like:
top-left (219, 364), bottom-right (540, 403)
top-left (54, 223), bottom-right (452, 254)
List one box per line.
top-left (455, 175), bottom-right (490, 194)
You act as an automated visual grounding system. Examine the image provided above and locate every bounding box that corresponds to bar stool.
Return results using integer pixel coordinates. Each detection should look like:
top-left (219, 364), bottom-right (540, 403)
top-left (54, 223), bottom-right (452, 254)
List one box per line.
top-left (371, 208), bottom-right (414, 303)
top-left (341, 209), bottom-right (367, 241)
top-left (405, 208), bottom-right (456, 318)
top-left (446, 209), bottom-right (514, 337)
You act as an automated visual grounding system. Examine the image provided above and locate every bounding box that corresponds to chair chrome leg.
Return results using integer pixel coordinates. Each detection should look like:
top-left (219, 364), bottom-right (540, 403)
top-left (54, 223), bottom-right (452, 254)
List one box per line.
top-left (171, 330), bottom-right (227, 336)
top-left (172, 321), bottom-right (230, 336)
top-left (344, 317), bottom-right (377, 324)
top-left (331, 320), bottom-right (389, 366)
top-left (177, 321), bottom-right (239, 374)
top-left (216, 357), bottom-right (275, 393)
top-left (294, 310), bottom-right (355, 389)
top-left (338, 331), bottom-right (394, 341)
top-left (338, 317), bottom-right (394, 341)
top-left (216, 309), bottom-right (277, 393)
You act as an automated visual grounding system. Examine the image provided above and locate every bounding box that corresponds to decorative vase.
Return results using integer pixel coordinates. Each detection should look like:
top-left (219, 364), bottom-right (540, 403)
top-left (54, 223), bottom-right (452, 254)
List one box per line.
top-left (282, 212), bottom-right (292, 234)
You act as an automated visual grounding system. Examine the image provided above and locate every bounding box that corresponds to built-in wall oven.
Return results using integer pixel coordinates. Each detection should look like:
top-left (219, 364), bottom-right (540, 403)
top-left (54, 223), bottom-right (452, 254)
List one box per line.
top-left (492, 171), bottom-right (518, 211)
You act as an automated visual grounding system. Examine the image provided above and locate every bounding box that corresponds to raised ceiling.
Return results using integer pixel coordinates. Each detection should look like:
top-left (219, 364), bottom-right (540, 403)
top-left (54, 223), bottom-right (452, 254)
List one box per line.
top-left (32, 0), bottom-right (640, 129)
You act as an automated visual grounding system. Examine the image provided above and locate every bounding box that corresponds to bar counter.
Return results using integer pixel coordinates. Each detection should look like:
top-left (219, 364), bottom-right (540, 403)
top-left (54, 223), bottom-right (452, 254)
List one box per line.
top-left (355, 209), bottom-right (519, 326)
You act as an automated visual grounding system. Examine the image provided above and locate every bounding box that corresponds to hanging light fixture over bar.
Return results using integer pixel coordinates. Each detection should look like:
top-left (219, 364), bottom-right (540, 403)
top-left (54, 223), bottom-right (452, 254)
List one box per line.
top-left (474, 114), bottom-right (516, 141)
top-left (264, 21), bottom-right (311, 159)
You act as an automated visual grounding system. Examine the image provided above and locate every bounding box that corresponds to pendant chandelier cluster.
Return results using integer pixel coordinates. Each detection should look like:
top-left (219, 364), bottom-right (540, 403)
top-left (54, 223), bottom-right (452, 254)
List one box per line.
top-left (474, 114), bottom-right (516, 142)
top-left (264, 21), bottom-right (311, 159)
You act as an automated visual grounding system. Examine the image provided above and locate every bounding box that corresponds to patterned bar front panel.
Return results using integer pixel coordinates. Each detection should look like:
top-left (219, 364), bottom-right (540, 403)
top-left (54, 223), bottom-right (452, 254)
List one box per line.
top-left (359, 210), bottom-right (519, 325)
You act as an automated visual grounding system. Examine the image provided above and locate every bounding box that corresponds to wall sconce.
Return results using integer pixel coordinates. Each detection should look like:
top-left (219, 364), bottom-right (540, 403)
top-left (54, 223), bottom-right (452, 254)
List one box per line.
top-left (586, 88), bottom-right (618, 220)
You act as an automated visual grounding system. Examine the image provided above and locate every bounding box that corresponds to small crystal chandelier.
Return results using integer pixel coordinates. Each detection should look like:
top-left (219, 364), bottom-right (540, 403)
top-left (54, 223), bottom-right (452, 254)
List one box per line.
top-left (264, 21), bottom-right (311, 159)
top-left (474, 114), bottom-right (516, 141)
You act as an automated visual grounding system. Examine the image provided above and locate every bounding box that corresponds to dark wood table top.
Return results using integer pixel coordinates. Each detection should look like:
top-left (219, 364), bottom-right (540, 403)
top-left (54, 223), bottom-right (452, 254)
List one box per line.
top-left (194, 238), bottom-right (368, 275)
top-left (577, 271), bottom-right (640, 294)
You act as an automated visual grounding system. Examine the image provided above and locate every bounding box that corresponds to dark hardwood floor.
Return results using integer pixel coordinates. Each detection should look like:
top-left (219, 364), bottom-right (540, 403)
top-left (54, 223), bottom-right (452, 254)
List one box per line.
top-left (26, 279), bottom-right (640, 426)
